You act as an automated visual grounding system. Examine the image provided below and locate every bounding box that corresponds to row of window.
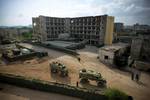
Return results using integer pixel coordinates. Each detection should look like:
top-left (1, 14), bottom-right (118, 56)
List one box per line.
top-left (46, 22), bottom-right (64, 26)
top-left (45, 17), bottom-right (105, 25)
top-left (71, 31), bottom-right (99, 34)
top-left (47, 35), bottom-right (58, 38)
top-left (70, 27), bottom-right (101, 30)
top-left (46, 26), bottom-right (104, 30)
top-left (46, 17), bottom-right (64, 23)
top-left (45, 21), bottom-right (103, 26)
top-left (70, 17), bottom-right (104, 23)
top-left (46, 30), bottom-right (100, 35)
top-left (46, 27), bottom-right (64, 30)
top-left (47, 31), bottom-right (64, 34)
top-left (71, 34), bottom-right (99, 40)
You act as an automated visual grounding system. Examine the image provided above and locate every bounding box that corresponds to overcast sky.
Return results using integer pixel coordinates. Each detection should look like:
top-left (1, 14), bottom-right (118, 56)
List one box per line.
top-left (0, 0), bottom-right (150, 26)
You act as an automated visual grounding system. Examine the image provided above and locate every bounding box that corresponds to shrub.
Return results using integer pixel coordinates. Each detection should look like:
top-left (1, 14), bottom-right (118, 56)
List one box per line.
top-left (104, 88), bottom-right (129, 100)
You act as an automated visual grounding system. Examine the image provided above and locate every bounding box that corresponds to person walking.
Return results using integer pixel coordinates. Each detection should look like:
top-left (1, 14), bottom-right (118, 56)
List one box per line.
top-left (135, 69), bottom-right (141, 83)
top-left (131, 72), bottom-right (134, 80)
top-left (135, 74), bottom-right (139, 82)
top-left (76, 81), bottom-right (79, 87)
top-left (131, 61), bottom-right (141, 83)
top-left (131, 63), bottom-right (136, 81)
top-left (78, 57), bottom-right (81, 62)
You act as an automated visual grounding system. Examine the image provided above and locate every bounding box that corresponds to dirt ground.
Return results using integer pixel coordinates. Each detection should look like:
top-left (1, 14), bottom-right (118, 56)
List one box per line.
top-left (0, 43), bottom-right (150, 100)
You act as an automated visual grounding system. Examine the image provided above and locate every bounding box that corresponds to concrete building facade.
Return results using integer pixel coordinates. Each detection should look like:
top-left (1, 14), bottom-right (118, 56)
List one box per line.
top-left (99, 43), bottom-right (129, 66)
top-left (32, 15), bottom-right (114, 45)
top-left (130, 34), bottom-right (150, 71)
top-left (133, 23), bottom-right (150, 32)
top-left (131, 34), bottom-right (150, 62)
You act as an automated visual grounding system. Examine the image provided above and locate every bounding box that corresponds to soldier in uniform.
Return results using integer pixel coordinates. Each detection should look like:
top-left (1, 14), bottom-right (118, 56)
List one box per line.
top-left (76, 81), bottom-right (79, 87)
top-left (78, 57), bottom-right (81, 62)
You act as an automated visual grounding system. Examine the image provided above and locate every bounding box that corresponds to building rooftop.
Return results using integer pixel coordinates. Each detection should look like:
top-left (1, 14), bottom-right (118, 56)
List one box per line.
top-left (37, 14), bottom-right (110, 19)
top-left (100, 43), bottom-right (129, 52)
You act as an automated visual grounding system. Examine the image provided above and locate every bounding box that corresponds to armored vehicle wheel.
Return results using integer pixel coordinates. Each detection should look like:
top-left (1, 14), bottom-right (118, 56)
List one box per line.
top-left (51, 69), bottom-right (57, 73)
top-left (80, 78), bottom-right (89, 83)
top-left (64, 72), bottom-right (68, 76)
top-left (97, 80), bottom-right (106, 87)
top-left (61, 71), bottom-right (68, 77)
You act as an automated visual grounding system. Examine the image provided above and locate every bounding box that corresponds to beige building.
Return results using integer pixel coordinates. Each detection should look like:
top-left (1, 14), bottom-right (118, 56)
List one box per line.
top-left (32, 15), bottom-right (114, 45)
top-left (99, 43), bottom-right (129, 65)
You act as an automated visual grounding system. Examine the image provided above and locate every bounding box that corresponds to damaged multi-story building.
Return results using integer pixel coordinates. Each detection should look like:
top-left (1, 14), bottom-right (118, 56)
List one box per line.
top-left (32, 15), bottom-right (114, 45)
top-left (130, 33), bottom-right (150, 70)
top-left (131, 34), bottom-right (150, 61)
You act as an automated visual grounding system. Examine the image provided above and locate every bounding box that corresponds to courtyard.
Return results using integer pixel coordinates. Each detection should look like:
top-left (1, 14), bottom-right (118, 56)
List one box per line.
top-left (0, 43), bottom-right (150, 100)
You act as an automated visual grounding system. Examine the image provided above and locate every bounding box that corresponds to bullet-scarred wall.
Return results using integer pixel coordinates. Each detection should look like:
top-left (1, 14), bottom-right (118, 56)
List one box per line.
top-left (32, 15), bottom-right (114, 45)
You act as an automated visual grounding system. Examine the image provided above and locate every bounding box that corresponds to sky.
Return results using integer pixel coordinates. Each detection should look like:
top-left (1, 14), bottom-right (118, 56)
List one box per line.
top-left (0, 0), bottom-right (150, 26)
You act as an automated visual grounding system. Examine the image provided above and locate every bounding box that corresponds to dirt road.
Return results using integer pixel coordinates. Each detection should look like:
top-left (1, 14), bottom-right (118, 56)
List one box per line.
top-left (0, 44), bottom-right (150, 100)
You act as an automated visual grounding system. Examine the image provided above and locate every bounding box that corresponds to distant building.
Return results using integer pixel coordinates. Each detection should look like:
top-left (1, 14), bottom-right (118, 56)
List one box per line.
top-left (18, 28), bottom-right (31, 34)
top-left (32, 15), bottom-right (114, 45)
top-left (99, 43), bottom-right (130, 66)
top-left (116, 36), bottom-right (134, 43)
top-left (133, 23), bottom-right (150, 32)
top-left (0, 28), bottom-right (19, 40)
top-left (114, 22), bottom-right (124, 33)
top-left (113, 23), bottom-right (135, 42)
top-left (0, 27), bottom-right (32, 44)
top-left (115, 23), bottom-right (150, 45)
top-left (124, 25), bottom-right (134, 30)
top-left (130, 34), bottom-right (150, 71)
top-left (131, 34), bottom-right (150, 62)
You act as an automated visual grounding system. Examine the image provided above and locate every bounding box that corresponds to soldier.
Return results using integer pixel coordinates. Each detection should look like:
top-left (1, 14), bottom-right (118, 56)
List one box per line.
top-left (131, 72), bottom-right (134, 80)
top-left (78, 57), bottom-right (81, 62)
top-left (135, 74), bottom-right (139, 82)
top-left (76, 81), bottom-right (79, 87)
top-left (135, 69), bottom-right (141, 82)
top-left (131, 61), bottom-right (136, 81)
top-left (131, 62), bottom-right (141, 83)
top-left (128, 96), bottom-right (133, 100)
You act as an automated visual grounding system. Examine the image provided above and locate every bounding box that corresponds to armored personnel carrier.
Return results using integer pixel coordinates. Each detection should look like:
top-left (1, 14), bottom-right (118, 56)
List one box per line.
top-left (50, 62), bottom-right (68, 77)
top-left (2, 49), bottom-right (14, 58)
top-left (36, 52), bottom-right (48, 58)
top-left (79, 69), bottom-right (106, 87)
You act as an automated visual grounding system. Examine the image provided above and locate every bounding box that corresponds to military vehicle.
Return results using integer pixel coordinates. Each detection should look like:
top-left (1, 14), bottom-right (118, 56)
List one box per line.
top-left (20, 48), bottom-right (30, 54)
top-left (79, 69), bottom-right (106, 87)
top-left (12, 48), bottom-right (21, 55)
top-left (2, 49), bottom-right (14, 58)
top-left (36, 51), bottom-right (48, 58)
top-left (50, 62), bottom-right (68, 77)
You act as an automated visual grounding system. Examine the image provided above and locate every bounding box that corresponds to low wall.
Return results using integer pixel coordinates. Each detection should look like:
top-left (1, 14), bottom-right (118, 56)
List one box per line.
top-left (0, 73), bottom-right (107, 100)
top-left (3, 52), bottom-right (37, 62)
top-left (66, 42), bottom-right (86, 50)
top-left (29, 42), bottom-right (79, 56)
